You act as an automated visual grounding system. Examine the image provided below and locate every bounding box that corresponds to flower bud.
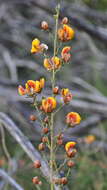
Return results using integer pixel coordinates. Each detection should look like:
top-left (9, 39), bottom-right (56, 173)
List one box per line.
top-left (38, 181), bottom-right (42, 185)
top-left (57, 139), bottom-right (63, 145)
top-left (42, 127), bottom-right (49, 134)
top-left (67, 149), bottom-right (77, 158)
top-left (63, 93), bottom-right (72, 103)
top-left (33, 160), bottom-right (41, 168)
top-left (44, 116), bottom-right (49, 123)
top-left (60, 177), bottom-right (68, 185)
top-left (61, 17), bottom-right (69, 24)
top-left (42, 136), bottom-right (48, 143)
top-left (29, 114), bottom-right (37, 121)
top-left (32, 176), bottom-right (39, 184)
top-left (38, 143), bottom-right (45, 151)
top-left (67, 160), bottom-right (75, 167)
top-left (53, 86), bottom-right (59, 94)
top-left (41, 21), bottom-right (49, 30)
top-left (57, 133), bottom-right (64, 140)
top-left (39, 105), bottom-right (43, 111)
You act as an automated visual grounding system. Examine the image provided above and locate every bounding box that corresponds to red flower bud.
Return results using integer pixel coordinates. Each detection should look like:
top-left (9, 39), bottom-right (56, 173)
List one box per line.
top-left (60, 177), bottom-right (68, 185)
top-left (67, 160), bottom-right (75, 167)
top-left (53, 86), bottom-right (59, 94)
top-left (42, 127), bottom-right (49, 134)
top-left (33, 160), bottom-right (41, 168)
top-left (41, 21), bottom-right (49, 30)
top-left (61, 17), bottom-right (69, 24)
top-left (32, 176), bottom-right (39, 184)
top-left (42, 136), bottom-right (48, 143)
top-left (29, 114), bottom-right (37, 121)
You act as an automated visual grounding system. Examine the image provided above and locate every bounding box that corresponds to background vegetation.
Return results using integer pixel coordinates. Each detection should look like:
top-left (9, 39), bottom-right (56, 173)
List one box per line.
top-left (0, 0), bottom-right (107, 189)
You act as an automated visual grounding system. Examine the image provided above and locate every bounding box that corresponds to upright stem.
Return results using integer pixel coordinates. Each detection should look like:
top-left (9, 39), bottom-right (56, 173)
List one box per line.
top-left (50, 4), bottom-right (60, 190)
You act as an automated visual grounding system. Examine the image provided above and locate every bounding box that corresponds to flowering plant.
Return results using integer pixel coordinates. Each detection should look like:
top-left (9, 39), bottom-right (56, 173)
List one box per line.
top-left (18, 4), bottom-right (81, 190)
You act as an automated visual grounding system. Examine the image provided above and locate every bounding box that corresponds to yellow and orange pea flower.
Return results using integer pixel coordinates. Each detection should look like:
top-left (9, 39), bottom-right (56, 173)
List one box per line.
top-left (61, 88), bottom-right (72, 103)
top-left (66, 112), bottom-right (81, 126)
top-left (61, 46), bottom-right (71, 62)
top-left (42, 97), bottom-right (57, 113)
top-left (84, 135), bottom-right (96, 144)
top-left (44, 56), bottom-right (62, 71)
top-left (31, 38), bottom-right (48, 54)
top-left (18, 78), bottom-right (45, 96)
top-left (58, 24), bottom-right (75, 42)
top-left (65, 141), bottom-right (76, 152)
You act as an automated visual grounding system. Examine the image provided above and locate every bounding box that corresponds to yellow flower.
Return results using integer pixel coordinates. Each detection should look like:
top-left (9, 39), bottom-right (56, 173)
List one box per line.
top-left (61, 88), bottom-right (70, 97)
top-left (31, 38), bottom-right (41, 53)
top-left (52, 57), bottom-right (62, 69)
top-left (65, 141), bottom-right (76, 152)
top-left (84, 135), bottom-right (96, 144)
top-left (61, 88), bottom-right (72, 103)
top-left (58, 24), bottom-right (75, 41)
top-left (43, 57), bottom-right (62, 71)
top-left (66, 112), bottom-right (81, 126)
top-left (42, 97), bottom-right (57, 113)
top-left (31, 38), bottom-right (48, 54)
top-left (18, 78), bottom-right (45, 96)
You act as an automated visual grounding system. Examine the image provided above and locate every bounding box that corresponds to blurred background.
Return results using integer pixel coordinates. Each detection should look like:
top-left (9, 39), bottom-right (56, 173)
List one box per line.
top-left (0, 0), bottom-right (107, 189)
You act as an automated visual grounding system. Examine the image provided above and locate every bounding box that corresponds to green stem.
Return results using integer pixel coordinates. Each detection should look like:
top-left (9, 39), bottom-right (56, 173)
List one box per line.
top-left (36, 185), bottom-right (41, 190)
top-left (50, 113), bottom-right (54, 190)
top-left (50, 4), bottom-right (60, 190)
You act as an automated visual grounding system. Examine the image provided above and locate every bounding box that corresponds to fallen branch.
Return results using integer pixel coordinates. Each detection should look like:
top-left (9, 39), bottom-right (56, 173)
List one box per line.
top-left (0, 169), bottom-right (24, 190)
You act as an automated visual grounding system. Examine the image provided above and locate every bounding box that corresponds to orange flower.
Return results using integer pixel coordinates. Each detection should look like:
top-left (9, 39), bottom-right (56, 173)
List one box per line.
top-left (61, 88), bottom-right (72, 103)
top-left (31, 38), bottom-right (48, 54)
top-left (66, 112), bottom-right (81, 126)
top-left (18, 78), bottom-right (45, 96)
top-left (65, 141), bottom-right (76, 152)
top-left (25, 80), bottom-right (41, 93)
top-left (84, 135), bottom-right (96, 144)
top-left (58, 24), bottom-right (75, 42)
top-left (44, 58), bottom-right (53, 71)
top-left (44, 57), bottom-right (62, 71)
top-left (18, 85), bottom-right (27, 96)
top-left (61, 46), bottom-right (71, 62)
top-left (42, 97), bottom-right (57, 113)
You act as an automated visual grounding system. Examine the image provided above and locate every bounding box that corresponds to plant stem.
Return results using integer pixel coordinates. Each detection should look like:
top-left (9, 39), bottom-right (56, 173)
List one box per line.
top-left (50, 112), bottom-right (54, 190)
top-left (50, 4), bottom-right (60, 190)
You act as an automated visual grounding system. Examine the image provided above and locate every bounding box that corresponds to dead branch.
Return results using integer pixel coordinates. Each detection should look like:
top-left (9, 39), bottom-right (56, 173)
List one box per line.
top-left (0, 169), bottom-right (24, 190)
top-left (71, 3), bottom-right (107, 24)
